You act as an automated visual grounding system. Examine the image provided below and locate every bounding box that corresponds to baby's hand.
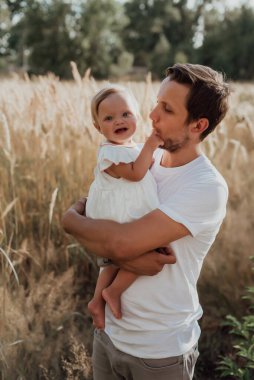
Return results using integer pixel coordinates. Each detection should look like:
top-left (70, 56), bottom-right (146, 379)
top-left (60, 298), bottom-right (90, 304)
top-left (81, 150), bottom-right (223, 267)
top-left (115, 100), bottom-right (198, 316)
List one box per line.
top-left (145, 129), bottom-right (164, 150)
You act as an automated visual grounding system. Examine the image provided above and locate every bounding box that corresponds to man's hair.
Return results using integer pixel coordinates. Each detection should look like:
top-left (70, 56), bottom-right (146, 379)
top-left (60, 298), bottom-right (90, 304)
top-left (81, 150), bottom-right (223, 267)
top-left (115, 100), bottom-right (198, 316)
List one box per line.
top-left (91, 85), bottom-right (139, 126)
top-left (166, 63), bottom-right (230, 141)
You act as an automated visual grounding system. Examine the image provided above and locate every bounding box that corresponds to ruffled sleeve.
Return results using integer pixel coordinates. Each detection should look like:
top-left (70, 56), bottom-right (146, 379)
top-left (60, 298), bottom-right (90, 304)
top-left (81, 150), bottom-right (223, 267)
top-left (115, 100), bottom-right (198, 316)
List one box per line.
top-left (97, 144), bottom-right (139, 172)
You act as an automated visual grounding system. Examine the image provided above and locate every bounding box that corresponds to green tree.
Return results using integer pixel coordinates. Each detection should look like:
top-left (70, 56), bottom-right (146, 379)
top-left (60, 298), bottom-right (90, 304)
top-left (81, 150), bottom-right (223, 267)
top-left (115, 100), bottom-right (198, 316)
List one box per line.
top-left (0, 0), bottom-right (25, 69)
top-left (7, 0), bottom-right (80, 78)
top-left (5, 0), bottom-right (26, 15)
top-left (197, 5), bottom-right (254, 80)
top-left (124, 0), bottom-right (163, 68)
top-left (124, 0), bottom-right (212, 77)
top-left (27, 0), bottom-right (79, 78)
top-left (4, 0), bottom-right (131, 79)
top-left (0, 1), bottom-right (11, 64)
top-left (78, 0), bottom-right (130, 78)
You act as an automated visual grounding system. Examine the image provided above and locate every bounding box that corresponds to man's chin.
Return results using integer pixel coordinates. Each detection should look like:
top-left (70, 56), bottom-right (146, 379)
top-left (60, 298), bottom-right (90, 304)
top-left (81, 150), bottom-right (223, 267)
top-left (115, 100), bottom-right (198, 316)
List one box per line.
top-left (160, 136), bottom-right (190, 153)
top-left (159, 143), bottom-right (177, 153)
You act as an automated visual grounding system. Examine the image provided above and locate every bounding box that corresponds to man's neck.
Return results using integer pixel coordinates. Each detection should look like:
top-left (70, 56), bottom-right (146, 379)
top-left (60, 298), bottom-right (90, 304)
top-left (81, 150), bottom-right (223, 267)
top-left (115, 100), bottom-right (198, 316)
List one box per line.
top-left (160, 145), bottom-right (202, 168)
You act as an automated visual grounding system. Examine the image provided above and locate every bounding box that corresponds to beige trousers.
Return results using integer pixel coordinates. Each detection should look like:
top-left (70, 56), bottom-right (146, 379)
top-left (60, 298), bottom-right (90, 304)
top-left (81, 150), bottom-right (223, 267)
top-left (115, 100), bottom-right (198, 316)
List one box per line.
top-left (92, 329), bottom-right (199, 380)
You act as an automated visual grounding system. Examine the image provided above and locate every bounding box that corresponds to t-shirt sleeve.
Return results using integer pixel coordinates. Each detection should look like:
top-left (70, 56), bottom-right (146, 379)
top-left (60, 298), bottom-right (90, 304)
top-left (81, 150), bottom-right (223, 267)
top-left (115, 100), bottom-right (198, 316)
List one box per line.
top-left (97, 145), bottom-right (137, 172)
top-left (159, 182), bottom-right (228, 237)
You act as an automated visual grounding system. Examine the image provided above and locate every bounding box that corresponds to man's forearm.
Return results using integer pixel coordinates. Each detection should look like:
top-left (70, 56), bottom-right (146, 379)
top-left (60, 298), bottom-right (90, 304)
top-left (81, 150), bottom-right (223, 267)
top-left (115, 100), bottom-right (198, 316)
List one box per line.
top-left (62, 208), bottom-right (123, 260)
top-left (62, 206), bottom-right (162, 261)
top-left (62, 209), bottom-right (176, 275)
top-left (62, 202), bottom-right (188, 262)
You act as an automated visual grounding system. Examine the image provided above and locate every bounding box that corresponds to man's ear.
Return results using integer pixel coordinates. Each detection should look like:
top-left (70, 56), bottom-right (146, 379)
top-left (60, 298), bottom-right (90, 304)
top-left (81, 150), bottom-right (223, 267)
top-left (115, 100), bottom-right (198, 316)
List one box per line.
top-left (191, 118), bottom-right (209, 135)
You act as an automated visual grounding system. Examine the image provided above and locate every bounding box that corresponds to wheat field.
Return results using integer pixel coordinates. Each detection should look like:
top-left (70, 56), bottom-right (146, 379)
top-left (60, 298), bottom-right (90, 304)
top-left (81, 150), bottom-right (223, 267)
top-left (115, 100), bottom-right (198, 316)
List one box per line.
top-left (0, 65), bottom-right (254, 379)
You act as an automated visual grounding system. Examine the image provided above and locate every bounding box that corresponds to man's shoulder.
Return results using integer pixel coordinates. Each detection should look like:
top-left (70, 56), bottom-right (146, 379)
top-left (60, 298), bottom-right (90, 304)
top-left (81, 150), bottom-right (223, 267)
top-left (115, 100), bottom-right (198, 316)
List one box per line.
top-left (199, 155), bottom-right (228, 193)
top-left (174, 154), bottom-right (227, 199)
top-left (184, 156), bottom-right (228, 208)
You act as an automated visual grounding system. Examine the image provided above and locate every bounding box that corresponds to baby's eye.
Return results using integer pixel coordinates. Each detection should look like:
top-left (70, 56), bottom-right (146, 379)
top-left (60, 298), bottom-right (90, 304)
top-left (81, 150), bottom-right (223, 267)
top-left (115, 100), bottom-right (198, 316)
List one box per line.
top-left (104, 115), bottom-right (113, 121)
top-left (122, 111), bottom-right (130, 117)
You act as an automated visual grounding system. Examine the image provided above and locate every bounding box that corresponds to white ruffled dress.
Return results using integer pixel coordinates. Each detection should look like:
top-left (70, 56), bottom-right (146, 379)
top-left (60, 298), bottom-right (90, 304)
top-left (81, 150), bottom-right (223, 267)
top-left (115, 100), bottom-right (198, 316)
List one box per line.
top-left (86, 141), bottom-right (159, 234)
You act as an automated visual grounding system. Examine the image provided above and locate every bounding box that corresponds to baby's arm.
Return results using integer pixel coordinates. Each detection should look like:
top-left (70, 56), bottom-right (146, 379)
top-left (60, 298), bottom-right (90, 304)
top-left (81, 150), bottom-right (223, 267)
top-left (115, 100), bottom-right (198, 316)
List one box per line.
top-left (105, 130), bottom-right (163, 181)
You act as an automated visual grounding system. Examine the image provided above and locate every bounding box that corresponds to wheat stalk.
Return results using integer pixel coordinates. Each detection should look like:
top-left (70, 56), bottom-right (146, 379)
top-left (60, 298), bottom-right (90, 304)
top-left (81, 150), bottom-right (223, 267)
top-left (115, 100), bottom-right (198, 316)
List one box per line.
top-left (0, 75), bottom-right (253, 378)
top-left (0, 112), bottom-right (11, 152)
top-left (0, 247), bottom-right (19, 285)
top-left (70, 61), bottom-right (82, 86)
top-left (49, 188), bottom-right (58, 225)
top-left (1, 198), bottom-right (18, 220)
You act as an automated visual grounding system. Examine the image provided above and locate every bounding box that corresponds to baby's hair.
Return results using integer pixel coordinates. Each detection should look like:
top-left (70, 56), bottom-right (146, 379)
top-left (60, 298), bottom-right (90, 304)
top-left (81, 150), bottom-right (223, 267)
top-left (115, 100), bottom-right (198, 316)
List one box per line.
top-left (91, 84), bottom-right (139, 126)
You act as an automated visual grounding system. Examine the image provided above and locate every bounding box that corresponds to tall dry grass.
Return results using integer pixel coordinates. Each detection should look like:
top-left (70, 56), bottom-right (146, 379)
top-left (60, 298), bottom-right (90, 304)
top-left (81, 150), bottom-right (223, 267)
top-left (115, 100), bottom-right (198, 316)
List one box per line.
top-left (0, 65), bottom-right (254, 379)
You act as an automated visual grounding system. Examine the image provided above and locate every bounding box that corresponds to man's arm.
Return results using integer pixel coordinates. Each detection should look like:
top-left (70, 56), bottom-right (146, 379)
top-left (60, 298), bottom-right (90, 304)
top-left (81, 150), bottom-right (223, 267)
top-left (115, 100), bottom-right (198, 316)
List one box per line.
top-left (115, 248), bottom-right (176, 275)
top-left (62, 200), bottom-right (190, 261)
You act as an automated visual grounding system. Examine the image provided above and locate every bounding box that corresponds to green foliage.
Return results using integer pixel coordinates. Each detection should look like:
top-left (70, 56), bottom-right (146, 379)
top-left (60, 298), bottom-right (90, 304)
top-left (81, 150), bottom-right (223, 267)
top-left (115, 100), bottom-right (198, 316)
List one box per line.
top-left (5, 0), bottom-right (27, 16)
top-left (217, 258), bottom-right (254, 379)
top-left (4, 0), bottom-right (130, 78)
top-left (1, 0), bottom-right (254, 79)
top-left (78, 0), bottom-right (129, 78)
top-left (197, 5), bottom-right (254, 80)
top-left (123, 0), bottom-right (209, 77)
top-left (0, 0), bottom-right (11, 57)
top-left (8, 0), bottom-right (80, 77)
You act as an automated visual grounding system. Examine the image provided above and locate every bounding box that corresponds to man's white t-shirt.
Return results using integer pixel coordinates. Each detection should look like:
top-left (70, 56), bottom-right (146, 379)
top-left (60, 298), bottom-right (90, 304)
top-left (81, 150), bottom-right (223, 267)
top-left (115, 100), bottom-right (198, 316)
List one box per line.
top-left (105, 149), bottom-right (228, 358)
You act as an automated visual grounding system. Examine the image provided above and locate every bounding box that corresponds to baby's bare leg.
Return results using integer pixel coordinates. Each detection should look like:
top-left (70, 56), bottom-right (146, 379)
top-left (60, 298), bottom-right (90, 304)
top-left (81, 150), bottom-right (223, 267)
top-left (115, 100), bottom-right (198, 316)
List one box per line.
top-left (88, 265), bottom-right (119, 329)
top-left (102, 270), bottom-right (138, 319)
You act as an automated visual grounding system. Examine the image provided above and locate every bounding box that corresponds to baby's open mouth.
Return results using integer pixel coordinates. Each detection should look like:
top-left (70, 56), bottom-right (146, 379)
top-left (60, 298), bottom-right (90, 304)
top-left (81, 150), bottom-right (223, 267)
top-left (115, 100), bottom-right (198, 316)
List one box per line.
top-left (115, 127), bottom-right (128, 134)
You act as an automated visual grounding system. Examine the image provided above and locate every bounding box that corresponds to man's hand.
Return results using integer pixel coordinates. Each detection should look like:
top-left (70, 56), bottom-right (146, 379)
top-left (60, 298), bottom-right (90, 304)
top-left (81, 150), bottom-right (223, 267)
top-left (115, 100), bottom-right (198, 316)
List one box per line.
top-left (72, 197), bottom-right (87, 216)
top-left (115, 246), bottom-right (176, 276)
top-left (62, 197), bottom-right (87, 235)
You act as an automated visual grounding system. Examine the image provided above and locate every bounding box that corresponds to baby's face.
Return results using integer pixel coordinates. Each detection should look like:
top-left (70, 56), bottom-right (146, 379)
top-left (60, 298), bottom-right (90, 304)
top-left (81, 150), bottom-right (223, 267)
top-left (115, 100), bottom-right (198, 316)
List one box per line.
top-left (95, 93), bottom-right (137, 145)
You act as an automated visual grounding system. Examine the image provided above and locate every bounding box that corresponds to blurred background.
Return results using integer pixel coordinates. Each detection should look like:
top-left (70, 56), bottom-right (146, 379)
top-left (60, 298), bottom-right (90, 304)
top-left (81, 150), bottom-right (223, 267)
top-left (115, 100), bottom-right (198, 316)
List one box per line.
top-left (1, 0), bottom-right (254, 81)
top-left (0, 1), bottom-right (254, 379)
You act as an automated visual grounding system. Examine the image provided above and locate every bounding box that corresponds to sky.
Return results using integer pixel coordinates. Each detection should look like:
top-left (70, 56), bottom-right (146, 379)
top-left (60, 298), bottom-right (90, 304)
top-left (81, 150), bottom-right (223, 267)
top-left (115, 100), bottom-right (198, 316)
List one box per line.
top-left (187, 0), bottom-right (254, 9)
top-left (226, 0), bottom-right (254, 7)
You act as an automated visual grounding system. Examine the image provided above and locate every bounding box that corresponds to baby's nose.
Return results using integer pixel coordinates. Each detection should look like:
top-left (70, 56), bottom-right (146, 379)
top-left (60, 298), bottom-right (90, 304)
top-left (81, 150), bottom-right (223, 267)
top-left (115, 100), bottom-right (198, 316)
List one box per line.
top-left (115, 117), bottom-right (124, 124)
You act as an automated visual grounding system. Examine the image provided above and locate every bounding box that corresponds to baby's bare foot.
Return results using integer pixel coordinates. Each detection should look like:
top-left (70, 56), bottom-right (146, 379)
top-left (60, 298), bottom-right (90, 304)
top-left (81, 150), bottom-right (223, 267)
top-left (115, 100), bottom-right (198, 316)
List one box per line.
top-left (102, 287), bottom-right (122, 319)
top-left (88, 297), bottom-right (105, 329)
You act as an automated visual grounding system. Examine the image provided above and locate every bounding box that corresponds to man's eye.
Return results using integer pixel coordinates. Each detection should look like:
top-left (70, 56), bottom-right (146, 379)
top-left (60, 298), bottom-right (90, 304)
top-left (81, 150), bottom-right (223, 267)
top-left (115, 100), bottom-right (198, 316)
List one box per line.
top-left (164, 107), bottom-right (172, 113)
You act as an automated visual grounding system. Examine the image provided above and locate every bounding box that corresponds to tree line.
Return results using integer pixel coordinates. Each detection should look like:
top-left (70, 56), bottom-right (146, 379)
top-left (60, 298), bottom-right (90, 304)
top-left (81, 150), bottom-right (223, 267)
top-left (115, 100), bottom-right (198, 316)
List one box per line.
top-left (0, 0), bottom-right (254, 80)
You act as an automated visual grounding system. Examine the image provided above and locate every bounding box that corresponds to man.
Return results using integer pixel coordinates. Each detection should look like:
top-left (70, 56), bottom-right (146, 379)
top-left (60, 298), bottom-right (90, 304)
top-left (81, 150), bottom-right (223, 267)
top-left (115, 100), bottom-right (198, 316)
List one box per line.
top-left (62, 63), bottom-right (230, 380)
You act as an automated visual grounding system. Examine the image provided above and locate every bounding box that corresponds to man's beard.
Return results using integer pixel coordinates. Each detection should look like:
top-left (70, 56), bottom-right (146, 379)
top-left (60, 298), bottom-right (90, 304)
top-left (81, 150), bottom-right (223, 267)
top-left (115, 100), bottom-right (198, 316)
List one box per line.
top-left (159, 134), bottom-right (190, 153)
